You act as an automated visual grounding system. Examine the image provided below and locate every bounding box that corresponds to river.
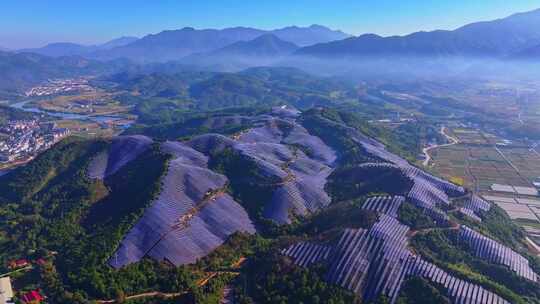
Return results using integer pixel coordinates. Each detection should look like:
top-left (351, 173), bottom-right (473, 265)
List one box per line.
top-left (9, 100), bottom-right (124, 123)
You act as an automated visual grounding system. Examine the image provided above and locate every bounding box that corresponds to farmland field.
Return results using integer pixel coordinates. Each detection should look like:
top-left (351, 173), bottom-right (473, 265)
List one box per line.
top-left (33, 91), bottom-right (130, 116)
top-left (430, 137), bottom-right (538, 193)
top-left (429, 128), bottom-right (540, 236)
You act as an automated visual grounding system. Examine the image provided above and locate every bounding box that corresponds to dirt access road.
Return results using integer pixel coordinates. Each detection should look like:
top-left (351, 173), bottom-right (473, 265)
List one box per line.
top-left (422, 126), bottom-right (459, 167)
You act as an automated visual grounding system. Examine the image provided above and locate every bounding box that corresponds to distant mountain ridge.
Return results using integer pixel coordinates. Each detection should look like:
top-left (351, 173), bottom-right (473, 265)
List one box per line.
top-left (0, 51), bottom-right (127, 95)
top-left (18, 36), bottom-right (139, 57)
top-left (92, 27), bottom-right (265, 62)
top-left (19, 42), bottom-right (97, 57)
top-left (89, 25), bottom-right (350, 62)
top-left (10, 8), bottom-right (540, 65)
top-left (296, 8), bottom-right (540, 59)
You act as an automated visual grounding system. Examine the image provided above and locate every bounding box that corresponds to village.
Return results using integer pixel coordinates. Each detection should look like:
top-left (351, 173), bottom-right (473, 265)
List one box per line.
top-left (0, 120), bottom-right (70, 166)
top-left (0, 256), bottom-right (51, 304)
top-left (25, 78), bottom-right (94, 97)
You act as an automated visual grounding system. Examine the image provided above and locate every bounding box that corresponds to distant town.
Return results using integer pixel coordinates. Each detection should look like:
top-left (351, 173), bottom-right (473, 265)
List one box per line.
top-left (25, 78), bottom-right (94, 97)
top-left (0, 120), bottom-right (70, 166)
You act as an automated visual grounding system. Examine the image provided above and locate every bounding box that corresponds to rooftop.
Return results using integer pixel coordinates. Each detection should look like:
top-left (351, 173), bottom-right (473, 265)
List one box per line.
top-left (0, 277), bottom-right (13, 300)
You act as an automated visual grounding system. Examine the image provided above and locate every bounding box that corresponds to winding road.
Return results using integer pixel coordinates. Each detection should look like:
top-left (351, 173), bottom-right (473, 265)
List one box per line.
top-left (422, 126), bottom-right (459, 167)
top-left (96, 257), bottom-right (246, 303)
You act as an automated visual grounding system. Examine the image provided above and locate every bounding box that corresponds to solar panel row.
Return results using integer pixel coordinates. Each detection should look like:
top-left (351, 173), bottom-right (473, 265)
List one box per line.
top-left (361, 196), bottom-right (405, 217)
top-left (459, 195), bottom-right (492, 222)
top-left (280, 242), bottom-right (332, 267)
top-left (459, 226), bottom-right (537, 281)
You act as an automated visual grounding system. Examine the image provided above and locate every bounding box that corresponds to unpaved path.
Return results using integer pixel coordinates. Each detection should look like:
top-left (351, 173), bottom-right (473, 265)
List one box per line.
top-left (422, 126), bottom-right (459, 167)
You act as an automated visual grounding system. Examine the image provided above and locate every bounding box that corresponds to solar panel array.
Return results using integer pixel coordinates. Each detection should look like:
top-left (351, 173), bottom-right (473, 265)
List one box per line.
top-left (361, 196), bottom-right (405, 217)
top-left (109, 141), bottom-right (255, 268)
top-left (282, 124), bottom-right (337, 165)
top-left (282, 216), bottom-right (513, 304)
top-left (188, 114), bottom-right (336, 223)
top-left (459, 195), bottom-right (491, 222)
top-left (187, 111), bottom-right (467, 225)
top-left (101, 110), bottom-right (534, 303)
top-left (360, 139), bottom-right (411, 166)
top-left (270, 114), bottom-right (528, 303)
top-left (87, 135), bottom-right (153, 179)
top-left (280, 242), bottom-right (332, 267)
top-left (310, 115), bottom-right (462, 212)
top-left (188, 133), bottom-right (236, 155)
top-left (237, 120), bottom-right (283, 144)
top-left (326, 215), bottom-right (410, 302)
top-left (403, 166), bottom-right (465, 197)
top-left (189, 115), bottom-right (337, 224)
top-left (161, 140), bottom-right (209, 167)
top-left (263, 159), bottom-right (333, 223)
top-left (110, 110), bottom-right (339, 266)
top-left (407, 182), bottom-right (451, 224)
top-left (355, 162), bottom-right (454, 225)
top-left (235, 142), bottom-right (295, 166)
top-left (405, 256), bottom-right (510, 304)
top-left (458, 208), bottom-right (482, 222)
top-left (149, 194), bottom-right (255, 266)
top-left (458, 226), bottom-right (537, 282)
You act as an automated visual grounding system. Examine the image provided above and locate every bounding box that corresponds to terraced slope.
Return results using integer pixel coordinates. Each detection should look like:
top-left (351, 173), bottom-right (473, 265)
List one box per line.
top-left (109, 141), bottom-right (255, 268)
top-left (188, 108), bottom-right (337, 224)
top-left (87, 135), bottom-right (153, 179)
top-left (107, 107), bottom-right (339, 266)
top-left (282, 214), bottom-right (524, 303)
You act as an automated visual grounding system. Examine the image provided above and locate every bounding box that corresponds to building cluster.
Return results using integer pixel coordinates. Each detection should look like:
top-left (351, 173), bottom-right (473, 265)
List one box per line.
top-left (1, 257), bottom-right (48, 304)
top-left (25, 78), bottom-right (93, 97)
top-left (0, 120), bottom-right (70, 163)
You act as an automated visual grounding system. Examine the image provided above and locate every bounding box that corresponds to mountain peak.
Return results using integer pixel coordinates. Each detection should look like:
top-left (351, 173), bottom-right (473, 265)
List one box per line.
top-left (309, 24), bottom-right (329, 30)
top-left (252, 33), bottom-right (286, 42)
top-left (212, 33), bottom-right (298, 58)
top-left (296, 7), bottom-right (540, 58)
top-left (270, 25), bottom-right (351, 47)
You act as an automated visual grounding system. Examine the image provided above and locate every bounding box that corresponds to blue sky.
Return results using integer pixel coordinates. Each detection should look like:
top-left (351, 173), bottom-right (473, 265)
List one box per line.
top-left (1, 0), bottom-right (539, 49)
